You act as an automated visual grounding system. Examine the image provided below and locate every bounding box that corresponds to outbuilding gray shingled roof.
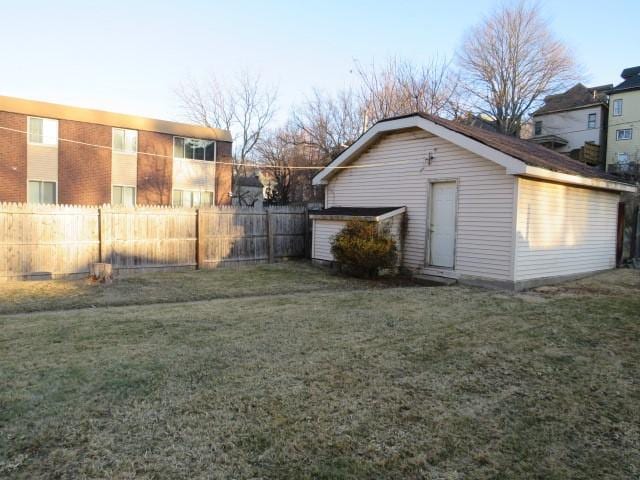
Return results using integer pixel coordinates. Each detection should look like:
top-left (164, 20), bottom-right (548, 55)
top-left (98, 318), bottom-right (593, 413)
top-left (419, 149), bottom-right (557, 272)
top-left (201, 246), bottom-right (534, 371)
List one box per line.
top-left (378, 113), bottom-right (627, 183)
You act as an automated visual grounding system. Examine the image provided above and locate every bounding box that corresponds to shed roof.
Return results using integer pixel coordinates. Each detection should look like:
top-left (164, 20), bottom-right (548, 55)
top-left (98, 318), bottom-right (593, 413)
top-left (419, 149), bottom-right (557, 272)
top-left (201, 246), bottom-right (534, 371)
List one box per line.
top-left (395, 113), bottom-right (621, 181)
top-left (309, 206), bottom-right (405, 221)
top-left (313, 113), bottom-right (635, 192)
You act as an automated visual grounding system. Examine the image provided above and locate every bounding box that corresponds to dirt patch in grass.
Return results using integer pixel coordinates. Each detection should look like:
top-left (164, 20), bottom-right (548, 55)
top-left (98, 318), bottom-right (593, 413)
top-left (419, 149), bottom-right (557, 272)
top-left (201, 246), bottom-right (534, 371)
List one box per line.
top-left (0, 261), bottom-right (420, 315)
top-left (521, 269), bottom-right (640, 301)
top-left (1, 267), bottom-right (639, 478)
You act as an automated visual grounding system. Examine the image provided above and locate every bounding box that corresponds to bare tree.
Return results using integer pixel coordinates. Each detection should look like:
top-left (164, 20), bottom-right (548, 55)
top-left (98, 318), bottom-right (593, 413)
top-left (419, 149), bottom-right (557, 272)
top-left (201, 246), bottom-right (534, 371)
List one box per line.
top-left (257, 130), bottom-right (294, 204)
top-left (176, 70), bottom-right (278, 174)
top-left (291, 88), bottom-right (365, 161)
top-left (355, 56), bottom-right (460, 123)
top-left (457, 1), bottom-right (577, 135)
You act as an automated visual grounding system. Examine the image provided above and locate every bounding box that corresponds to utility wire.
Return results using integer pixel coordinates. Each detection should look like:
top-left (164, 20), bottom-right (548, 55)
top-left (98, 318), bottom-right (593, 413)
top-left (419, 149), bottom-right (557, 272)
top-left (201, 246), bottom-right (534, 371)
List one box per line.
top-left (0, 125), bottom-right (417, 171)
top-left (532, 118), bottom-right (640, 137)
top-left (3, 117), bottom-right (638, 171)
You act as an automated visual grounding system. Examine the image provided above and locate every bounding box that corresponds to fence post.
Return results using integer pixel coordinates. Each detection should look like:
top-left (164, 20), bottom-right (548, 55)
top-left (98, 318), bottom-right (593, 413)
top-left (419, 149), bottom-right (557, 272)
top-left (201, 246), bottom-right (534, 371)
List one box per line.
top-left (98, 207), bottom-right (103, 263)
top-left (266, 209), bottom-right (274, 263)
top-left (303, 207), bottom-right (310, 259)
top-left (631, 204), bottom-right (639, 260)
top-left (196, 208), bottom-right (204, 270)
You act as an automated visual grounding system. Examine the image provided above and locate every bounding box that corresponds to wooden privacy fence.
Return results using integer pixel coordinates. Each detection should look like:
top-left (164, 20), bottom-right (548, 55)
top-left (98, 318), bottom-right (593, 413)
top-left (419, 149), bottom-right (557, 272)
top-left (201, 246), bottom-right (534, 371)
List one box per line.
top-left (0, 203), bottom-right (310, 281)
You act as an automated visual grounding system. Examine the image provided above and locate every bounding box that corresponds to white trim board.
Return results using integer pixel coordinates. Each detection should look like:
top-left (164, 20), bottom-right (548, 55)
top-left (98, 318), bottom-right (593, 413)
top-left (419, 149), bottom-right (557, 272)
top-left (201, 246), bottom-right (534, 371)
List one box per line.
top-left (312, 115), bottom-right (635, 193)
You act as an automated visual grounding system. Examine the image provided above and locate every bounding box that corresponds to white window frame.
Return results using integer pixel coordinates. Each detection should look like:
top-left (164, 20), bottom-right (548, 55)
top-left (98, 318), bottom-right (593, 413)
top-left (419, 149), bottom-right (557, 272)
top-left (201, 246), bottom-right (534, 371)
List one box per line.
top-left (27, 179), bottom-right (58, 204)
top-left (171, 189), bottom-right (215, 208)
top-left (587, 113), bottom-right (597, 129)
top-left (616, 128), bottom-right (632, 141)
top-left (534, 120), bottom-right (542, 136)
top-left (616, 152), bottom-right (630, 164)
top-left (112, 128), bottom-right (138, 155)
top-left (111, 185), bottom-right (136, 206)
top-left (612, 99), bottom-right (623, 117)
top-left (172, 136), bottom-right (217, 163)
top-left (27, 116), bottom-right (58, 146)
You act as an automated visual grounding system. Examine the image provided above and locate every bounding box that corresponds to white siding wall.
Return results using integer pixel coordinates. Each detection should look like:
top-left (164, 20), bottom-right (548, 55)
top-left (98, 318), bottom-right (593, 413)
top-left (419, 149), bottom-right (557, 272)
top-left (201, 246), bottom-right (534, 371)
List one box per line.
top-left (324, 129), bottom-right (516, 280)
top-left (514, 178), bottom-right (619, 281)
top-left (312, 219), bottom-right (346, 261)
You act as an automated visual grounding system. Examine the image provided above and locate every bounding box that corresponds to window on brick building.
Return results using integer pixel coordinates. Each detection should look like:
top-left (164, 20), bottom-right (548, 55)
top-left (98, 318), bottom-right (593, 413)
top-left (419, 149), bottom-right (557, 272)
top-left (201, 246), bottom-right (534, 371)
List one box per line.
top-left (172, 189), bottom-right (214, 207)
top-left (28, 117), bottom-right (58, 146)
top-left (112, 128), bottom-right (138, 154)
top-left (28, 180), bottom-right (56, 204)
top-left (173, 137), bottom-right (216, 161)
top-left (112, 185), bottom-right (136, 206)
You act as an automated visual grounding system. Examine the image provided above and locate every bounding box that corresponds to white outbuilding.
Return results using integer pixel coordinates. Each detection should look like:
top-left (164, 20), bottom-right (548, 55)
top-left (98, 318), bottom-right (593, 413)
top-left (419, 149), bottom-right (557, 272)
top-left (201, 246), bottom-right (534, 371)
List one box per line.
top-left (311, 113), bottom-right (636, 290)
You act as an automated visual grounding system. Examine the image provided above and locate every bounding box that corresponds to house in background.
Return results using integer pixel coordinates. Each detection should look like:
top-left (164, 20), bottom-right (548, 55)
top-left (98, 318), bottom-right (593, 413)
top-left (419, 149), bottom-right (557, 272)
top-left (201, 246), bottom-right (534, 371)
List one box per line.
top-left (0, 95), bottom-right (233, 207)
top-left (312, 113), bottom-right (635, 290)
top-left (526, 83), bottom-right (611, 165)
top-left (606, 66), bottom-right (640, 179)
top-left (232, 174), bottom-right (264, 207)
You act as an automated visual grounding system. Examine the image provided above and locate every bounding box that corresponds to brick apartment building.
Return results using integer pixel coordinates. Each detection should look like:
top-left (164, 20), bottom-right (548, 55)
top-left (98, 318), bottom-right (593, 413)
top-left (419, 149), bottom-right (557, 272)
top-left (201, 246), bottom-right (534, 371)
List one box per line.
top-left (0, 95), bottom-right (233, 206)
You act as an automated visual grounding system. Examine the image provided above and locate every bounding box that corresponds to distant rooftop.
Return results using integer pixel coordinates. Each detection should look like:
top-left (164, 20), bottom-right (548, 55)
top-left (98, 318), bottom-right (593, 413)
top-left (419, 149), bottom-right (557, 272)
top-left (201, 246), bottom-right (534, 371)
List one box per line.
top-left (609, 66), bottom-right (640, 94)
top-left (234, 175), bottom-right (263, 188)
top-left (533, 83), bottom-right (611, 116)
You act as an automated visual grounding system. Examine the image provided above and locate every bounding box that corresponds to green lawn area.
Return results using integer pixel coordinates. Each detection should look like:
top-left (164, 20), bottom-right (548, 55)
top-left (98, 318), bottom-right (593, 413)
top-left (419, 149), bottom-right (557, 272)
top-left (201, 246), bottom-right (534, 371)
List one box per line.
top-left (1, 264), bottom-right (639, 479)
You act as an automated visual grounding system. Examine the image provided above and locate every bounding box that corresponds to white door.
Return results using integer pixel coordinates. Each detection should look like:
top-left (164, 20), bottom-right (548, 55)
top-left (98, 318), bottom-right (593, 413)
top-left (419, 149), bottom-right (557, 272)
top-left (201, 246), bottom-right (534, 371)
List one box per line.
top-left (429, 182), bottom-right (456, 268)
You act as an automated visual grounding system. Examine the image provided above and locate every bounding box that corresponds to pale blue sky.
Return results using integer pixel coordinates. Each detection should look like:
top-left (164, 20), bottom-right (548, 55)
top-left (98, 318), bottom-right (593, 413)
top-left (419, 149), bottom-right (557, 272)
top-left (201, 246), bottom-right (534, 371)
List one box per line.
top-left (1, 0), bottom-right (637, 125)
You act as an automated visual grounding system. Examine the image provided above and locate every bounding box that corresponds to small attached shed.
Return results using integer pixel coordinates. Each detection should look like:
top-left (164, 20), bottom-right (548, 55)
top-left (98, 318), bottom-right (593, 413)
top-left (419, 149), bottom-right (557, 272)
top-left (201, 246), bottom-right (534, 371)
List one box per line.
top-left (311, 113), bottom-right (636, 290)
top-left (310, 206), bottom-right (406, 265)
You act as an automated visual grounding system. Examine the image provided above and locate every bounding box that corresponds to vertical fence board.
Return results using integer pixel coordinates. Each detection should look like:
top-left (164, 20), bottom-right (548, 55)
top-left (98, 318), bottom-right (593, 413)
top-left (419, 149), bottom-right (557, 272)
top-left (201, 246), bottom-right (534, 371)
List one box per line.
top-left (0, 203), bottom-right (309, 280)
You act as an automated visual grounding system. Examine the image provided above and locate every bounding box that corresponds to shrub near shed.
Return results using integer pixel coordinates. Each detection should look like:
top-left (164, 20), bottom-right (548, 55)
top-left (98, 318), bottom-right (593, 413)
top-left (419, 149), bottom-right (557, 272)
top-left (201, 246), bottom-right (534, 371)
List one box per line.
top-left (330, 219), bottom-right (398, 278)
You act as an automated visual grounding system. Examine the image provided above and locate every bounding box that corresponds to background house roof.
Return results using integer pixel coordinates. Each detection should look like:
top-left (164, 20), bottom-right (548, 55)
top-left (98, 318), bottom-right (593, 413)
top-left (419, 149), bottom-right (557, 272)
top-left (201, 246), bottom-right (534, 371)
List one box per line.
top-left (609, 66), bottom-right (640, 94)
top-left (234, 175), bottom-right (263, 188)
top-left (379, 113), bottom-right (626, 183)
top-left (532, 83), bottom-right (611, 115)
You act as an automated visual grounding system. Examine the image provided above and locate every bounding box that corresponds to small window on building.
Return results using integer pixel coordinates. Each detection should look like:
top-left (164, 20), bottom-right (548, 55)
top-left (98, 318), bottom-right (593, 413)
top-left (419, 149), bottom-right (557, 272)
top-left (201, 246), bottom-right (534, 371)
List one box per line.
top-left (112, 185), bottom-right (136, 206)
top-left (28, 117), bottom-right (58, 145)
top-left (616, 152), bottom-right (630, 164)
top-left (616, 128), bottom-right (632, 141)
top-left (613, 99), bottom-right (623, 116)
top-left (28, 180), bottom-right (56, 204)
top-left (534, 120), bottom-right (542, 136)
top-left (173, 137), bottom-right (216, 161)
top-left (112, 128), bottom-right (138, 154)
top-left (587, 113), bottom-right (597, 129)
top-left (172, 189), bottom-right (214, 207)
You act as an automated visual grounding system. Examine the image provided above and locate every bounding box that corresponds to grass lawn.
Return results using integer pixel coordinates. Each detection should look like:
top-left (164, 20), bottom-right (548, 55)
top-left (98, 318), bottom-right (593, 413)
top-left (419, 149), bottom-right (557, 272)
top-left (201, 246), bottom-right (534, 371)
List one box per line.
top-left (1, 264), bottom-right (639, 479)
top-left (0, 262), bottom-right (409, 315)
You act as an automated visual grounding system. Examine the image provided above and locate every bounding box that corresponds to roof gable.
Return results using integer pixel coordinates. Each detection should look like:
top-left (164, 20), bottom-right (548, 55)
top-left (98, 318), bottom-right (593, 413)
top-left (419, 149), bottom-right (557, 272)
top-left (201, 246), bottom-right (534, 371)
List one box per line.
top-left (312, 113), bottom-right (635, 193)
